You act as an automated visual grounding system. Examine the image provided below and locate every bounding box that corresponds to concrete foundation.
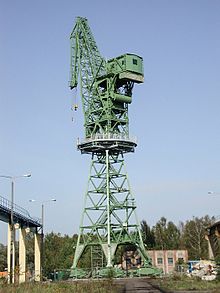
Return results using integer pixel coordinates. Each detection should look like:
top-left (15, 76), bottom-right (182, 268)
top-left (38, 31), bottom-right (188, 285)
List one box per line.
top-left (19, 228), bottom-right (26, 283)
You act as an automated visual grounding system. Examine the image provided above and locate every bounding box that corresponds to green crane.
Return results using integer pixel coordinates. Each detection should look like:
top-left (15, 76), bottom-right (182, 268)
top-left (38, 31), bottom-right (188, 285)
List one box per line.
top-left (69, 17), bottom-right (159, 278)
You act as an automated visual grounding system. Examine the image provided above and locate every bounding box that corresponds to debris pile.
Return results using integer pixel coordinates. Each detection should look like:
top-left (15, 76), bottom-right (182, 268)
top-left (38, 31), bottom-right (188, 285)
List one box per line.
top-left (121, 250), bottom-right (141, 270)
top-left (190, 260), bottom-right (217, 280)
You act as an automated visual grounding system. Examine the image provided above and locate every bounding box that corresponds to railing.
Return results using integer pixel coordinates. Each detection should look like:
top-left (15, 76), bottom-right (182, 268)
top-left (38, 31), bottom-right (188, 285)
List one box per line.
top-left (0, 195), bottom-right (41, 225)
top-left (77, 133), bottom-right (137, 145)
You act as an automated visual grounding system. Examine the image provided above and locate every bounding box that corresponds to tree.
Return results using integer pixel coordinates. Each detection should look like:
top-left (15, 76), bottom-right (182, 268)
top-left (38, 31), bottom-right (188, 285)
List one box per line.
top-left (0, 243), bottom-right (7, 271)
top-left (182, 215), bottom-right (215, 259)
top-left (26, 232), bottom-right (35, 273)
top-left (166, 221), bottom-right (181, 249)
top-left (153, 217), bottom-right (181, 250)
top-left (153, 217), bottom-right (168, 249)
top-left (141, 220), bottom-right (155, 248)
top-left (44, 232), bottom-right (77, 277)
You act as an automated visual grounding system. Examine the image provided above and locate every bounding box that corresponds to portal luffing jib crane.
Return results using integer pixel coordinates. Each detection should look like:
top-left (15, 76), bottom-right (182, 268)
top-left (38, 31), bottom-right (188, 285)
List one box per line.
top-left (69, 17), bottom-right (159, 278)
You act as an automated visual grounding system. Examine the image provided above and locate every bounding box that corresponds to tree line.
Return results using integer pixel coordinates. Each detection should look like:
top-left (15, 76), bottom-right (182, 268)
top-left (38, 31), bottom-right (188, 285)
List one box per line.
top-left (141, 215), bottom-right (215, 259)
top-left (0, 215), bottom-right (215, 276)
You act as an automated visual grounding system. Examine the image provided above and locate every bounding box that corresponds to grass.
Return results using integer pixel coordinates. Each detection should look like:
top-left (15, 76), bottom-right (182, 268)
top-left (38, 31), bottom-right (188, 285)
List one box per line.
top-left (152, 274), bottom-right (220, 292)
top-left (0, 280), bottom-right (122, 293)
top-left (1, 275), bottom-right (220, 292)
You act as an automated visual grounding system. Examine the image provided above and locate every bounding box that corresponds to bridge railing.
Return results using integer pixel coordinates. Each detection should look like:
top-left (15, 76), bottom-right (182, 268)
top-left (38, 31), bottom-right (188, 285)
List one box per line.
top-left (0, 195), bottom-right (41, 225)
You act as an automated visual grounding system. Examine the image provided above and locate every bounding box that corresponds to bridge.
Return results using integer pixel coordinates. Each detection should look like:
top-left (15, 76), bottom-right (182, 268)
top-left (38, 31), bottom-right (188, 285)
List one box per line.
top-left (0, 195), bottom-right (42, 283)
top-left (0, 195), bottom-right (41, 228)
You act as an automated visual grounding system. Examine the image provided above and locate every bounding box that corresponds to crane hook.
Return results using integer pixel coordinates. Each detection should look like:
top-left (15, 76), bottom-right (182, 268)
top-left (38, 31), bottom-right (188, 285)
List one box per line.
top-left (71, 104), bottom-right (78, 111)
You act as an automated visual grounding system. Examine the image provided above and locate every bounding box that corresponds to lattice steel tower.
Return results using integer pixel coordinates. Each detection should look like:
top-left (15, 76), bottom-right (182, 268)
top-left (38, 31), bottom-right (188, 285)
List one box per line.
top-left (69, 17), bottom-right (156, 278)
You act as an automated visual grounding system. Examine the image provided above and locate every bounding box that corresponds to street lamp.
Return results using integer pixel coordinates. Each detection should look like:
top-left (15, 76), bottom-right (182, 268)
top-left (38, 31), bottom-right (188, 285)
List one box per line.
top-left (208, 191), bottom-right (220, 195)
top-left (0, 173), bottom-right (31, 283)
top-left (29, 198), bottom-right (56, 280)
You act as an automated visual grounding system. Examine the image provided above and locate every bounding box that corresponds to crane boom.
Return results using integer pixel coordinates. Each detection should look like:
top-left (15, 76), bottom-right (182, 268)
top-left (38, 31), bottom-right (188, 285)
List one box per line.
top-left (70, 17), bottom-right (106, 89)
top-left (70, 17), bottom-right (106, 137)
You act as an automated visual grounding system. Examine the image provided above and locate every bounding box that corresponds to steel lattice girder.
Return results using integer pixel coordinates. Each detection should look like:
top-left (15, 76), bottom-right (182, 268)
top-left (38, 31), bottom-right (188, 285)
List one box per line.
top-left (71, 151), bottom-right (149, 272)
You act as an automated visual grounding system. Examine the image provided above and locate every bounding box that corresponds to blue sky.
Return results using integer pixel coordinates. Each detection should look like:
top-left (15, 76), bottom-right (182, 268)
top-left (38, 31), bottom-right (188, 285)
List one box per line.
top-left (0, 0), bottom-right (220, 243)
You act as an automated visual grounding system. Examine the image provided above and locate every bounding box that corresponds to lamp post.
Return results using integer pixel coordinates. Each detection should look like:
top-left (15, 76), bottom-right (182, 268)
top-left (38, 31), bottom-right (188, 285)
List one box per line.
top-left (208, 191), bottom-right (220, 195)
top-left (29, 198), bottom-right (56, 280)
top-left (0, 174), bottom-right (31, 283)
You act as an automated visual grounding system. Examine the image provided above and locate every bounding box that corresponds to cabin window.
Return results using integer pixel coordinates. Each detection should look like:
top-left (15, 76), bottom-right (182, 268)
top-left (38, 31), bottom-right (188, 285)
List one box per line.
top-left (133, 59), bottom-right (137, 65)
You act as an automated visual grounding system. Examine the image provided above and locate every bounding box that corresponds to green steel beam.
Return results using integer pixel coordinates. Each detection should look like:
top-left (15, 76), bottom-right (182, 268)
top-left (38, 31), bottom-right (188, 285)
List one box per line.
top-left (70, 151), bottom-right (153, 276)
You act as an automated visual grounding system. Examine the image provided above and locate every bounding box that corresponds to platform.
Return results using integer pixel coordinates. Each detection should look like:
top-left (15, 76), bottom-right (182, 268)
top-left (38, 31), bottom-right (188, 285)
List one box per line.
top-left (77, 134), bottom-right (137, 154)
